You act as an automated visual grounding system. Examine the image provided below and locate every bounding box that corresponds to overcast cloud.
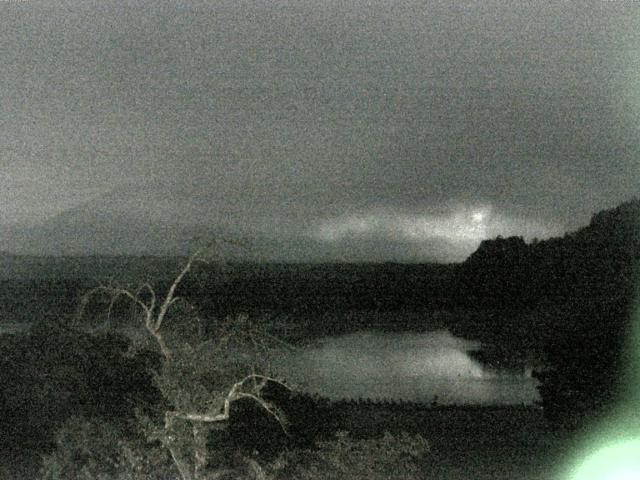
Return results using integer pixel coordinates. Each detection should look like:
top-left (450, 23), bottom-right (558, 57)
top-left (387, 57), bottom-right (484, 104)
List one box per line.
top-left (1, 0), bottom-right (639, 260)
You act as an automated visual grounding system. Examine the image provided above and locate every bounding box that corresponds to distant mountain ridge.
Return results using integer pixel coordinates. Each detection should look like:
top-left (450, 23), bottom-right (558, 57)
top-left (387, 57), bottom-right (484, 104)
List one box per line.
top-left (0, 181), bottom-right (456, 261)
top-left (3, 193), bottom-right (638, 263)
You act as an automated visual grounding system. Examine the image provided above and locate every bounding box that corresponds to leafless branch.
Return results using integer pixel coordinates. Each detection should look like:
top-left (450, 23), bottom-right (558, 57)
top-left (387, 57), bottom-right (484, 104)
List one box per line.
top-left (74, 239), bottom-right (289, 480)
top-left (170, 374), bottom-right (291, 431)
top-left (155, 248), bottom-right (206, 331)
top-left (135, 282), bottom-right (157, 308)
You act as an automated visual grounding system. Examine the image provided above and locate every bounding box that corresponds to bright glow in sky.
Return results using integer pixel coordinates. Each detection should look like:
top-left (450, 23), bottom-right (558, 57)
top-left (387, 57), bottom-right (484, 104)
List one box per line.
top-left (312, 205), bottom-right (560, 248)
top-left (472, 211), bottom-right (486, 223)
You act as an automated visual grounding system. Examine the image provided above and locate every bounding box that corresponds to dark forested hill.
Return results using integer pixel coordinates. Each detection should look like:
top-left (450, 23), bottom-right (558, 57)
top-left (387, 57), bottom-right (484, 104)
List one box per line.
top-left (454, 198), bottom-right (640, 428)
top-left (457, 198), bottom-right (640, 308)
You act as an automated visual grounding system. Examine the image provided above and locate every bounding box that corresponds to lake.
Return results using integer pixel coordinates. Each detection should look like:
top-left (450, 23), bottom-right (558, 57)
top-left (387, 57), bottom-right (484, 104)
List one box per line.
top-left (272, 329), bottom-right (539, 405)
top-left (1, 319), bottom-right (539, 405)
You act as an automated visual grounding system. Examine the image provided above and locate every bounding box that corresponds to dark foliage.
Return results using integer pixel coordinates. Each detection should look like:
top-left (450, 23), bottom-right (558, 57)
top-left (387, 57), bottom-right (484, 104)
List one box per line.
top-left (457, 199), bottom-right (639, 310)
top-left (0, 321), bottom-right (162, 450)
top-left (220, 385), bottom-right (436, 459)
top-left (534, 297), bottom-right (634, 429)
top-left (179, 262), bottom-right (455, 320)
top-left (456, 199), bottom-right (640, 429)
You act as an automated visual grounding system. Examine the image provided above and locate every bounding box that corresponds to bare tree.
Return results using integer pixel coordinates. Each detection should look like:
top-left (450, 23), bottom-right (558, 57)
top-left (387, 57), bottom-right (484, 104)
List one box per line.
top-left (78, 250), bottom-right (199, 360)
top-left (77, 241), bottom-right (293, 480)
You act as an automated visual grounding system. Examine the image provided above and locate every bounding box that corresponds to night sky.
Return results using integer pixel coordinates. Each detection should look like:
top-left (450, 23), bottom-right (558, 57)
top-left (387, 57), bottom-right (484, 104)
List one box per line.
top-left (2, 0), bottom-right (639, 261)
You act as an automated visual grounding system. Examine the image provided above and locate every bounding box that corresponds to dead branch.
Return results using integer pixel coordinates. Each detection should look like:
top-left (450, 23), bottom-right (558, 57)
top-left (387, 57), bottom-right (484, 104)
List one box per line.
top-left (170, 374), bottom-right (292, 435)
top-left (161, 374), bottom-right (290, 480)
top-left (75, 248), bottom-right (214, 360)
top-left (74, 240), bottom-right (292, 480)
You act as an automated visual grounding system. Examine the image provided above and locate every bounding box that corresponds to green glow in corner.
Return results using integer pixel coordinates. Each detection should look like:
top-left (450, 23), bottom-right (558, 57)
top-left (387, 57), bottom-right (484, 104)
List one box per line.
top-left (563, 288), bottom-right (640, 480)
top-left (569, 440), bottom-right (640, 480)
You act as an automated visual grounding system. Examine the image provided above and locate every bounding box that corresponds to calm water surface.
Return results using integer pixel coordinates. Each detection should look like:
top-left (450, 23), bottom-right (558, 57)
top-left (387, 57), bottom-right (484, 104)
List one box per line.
top-left (272, 330), bottom-right (539, 405)
top-left (1, 321), bottom-right (539, 405)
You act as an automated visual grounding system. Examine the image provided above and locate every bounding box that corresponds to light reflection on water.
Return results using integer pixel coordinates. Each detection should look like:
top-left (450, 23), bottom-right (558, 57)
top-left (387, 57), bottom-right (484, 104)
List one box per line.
top-left (272, 330), bottom-right (539, 405)
top-left (2, 322), bottom-right (539, 405)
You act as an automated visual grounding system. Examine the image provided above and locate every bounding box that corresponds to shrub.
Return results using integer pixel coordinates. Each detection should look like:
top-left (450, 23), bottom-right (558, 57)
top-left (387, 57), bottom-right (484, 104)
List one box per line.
top-left (535, 299), bottom-right (631, 430)
top-left (39, 416), bottom-right (175, 480)
top-left (268, 431), bottom-right (429, 480)
top-left (0, 320), bottom-right (161, 450)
